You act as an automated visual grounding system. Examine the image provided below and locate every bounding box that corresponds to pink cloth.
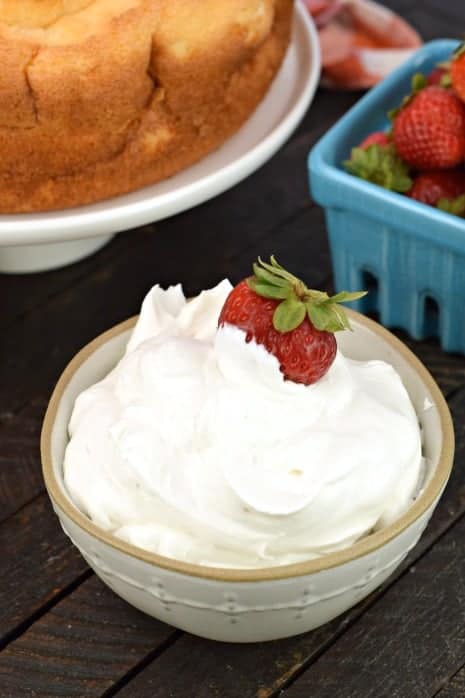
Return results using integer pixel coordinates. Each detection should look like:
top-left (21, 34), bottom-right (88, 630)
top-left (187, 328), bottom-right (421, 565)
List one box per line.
top-left (304, 0), bottom-right (422, 89)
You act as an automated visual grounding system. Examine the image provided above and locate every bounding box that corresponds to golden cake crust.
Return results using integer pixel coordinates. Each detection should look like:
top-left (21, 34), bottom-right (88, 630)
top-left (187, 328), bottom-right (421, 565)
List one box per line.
top-left (0, 0), bottom-right (293, 212)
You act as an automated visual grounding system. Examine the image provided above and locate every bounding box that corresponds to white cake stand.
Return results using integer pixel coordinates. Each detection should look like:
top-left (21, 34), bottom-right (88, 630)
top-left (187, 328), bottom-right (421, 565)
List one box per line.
top-left (0, 3), bottom-right (320, 274)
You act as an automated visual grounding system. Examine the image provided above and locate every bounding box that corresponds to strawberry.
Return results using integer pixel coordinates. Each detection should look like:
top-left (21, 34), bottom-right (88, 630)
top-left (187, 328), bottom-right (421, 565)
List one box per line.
top-left (358, 131), bottom-right (390, 149)
top-left (218, 257), bottom-right (366, 385)
top-left (427, 66), bottom-right (451, 87)
top-left (451, 43), bottom-right (465, 102)
top-left (344, 142), bottom-right (412, 193)
top-left (438, 194), bottom-right (465, 217)
top-left (392, 85), bottom-right (465, 170)
top-left (408, 169), bottom-right (465, 206)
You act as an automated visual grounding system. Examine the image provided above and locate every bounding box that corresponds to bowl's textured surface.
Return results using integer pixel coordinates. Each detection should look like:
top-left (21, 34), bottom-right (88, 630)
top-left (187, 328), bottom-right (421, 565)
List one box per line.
top-left (309, 40), bottom-right (465, 354)
top-left (41, 312), bottom-right (454, 642)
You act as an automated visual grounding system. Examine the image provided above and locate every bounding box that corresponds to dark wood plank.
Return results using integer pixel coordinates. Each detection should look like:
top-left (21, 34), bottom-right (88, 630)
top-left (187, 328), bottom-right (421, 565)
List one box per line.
top-left (0, 400), bottom-right (46, 524)
top-left (227, 204), bottom-right (330, 287)
top-left (0, 494), bottom-right (88, 645)
top-left (114, 386), bottom-right (465, 698)
top-left (0, 230), bottom-right (138, 333)
top-left (281, 514), bottom-right (465, 698)
top-left (0, 576), bottom-right (178, 698)
top-left (396, 333), bottom-right (465, 399)
top-left (402, 7), bottom-right (461, 40)
top-left (436, 667), bottom-right (465, 697)
top-left (380, 0), bottom-right (417, 11)
top-left (422, 0), bottom-right (465, 24)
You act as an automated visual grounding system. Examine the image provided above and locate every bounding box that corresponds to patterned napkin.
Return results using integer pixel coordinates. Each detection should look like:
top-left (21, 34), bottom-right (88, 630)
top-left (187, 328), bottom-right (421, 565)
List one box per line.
top-left (303, 0), bottom-right (422, 89)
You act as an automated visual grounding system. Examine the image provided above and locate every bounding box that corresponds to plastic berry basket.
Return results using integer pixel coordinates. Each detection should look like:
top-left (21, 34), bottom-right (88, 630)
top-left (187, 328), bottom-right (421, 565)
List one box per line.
top-left (308, 39), bottom-right (465, 353)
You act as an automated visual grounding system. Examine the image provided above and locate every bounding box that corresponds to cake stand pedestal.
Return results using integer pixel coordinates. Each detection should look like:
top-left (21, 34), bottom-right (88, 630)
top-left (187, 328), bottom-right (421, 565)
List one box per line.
top-left (0, 234), bottom-right (114, 274)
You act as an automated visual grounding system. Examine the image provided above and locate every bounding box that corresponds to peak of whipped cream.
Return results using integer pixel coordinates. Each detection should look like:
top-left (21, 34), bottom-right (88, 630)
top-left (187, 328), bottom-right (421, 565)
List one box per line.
top-left (64, 281), bottom-right (423, 568)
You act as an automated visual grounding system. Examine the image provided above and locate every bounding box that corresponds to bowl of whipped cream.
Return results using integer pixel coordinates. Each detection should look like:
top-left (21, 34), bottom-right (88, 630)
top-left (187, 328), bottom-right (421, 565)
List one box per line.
top-left (41, 281), bottom-right (454, 642)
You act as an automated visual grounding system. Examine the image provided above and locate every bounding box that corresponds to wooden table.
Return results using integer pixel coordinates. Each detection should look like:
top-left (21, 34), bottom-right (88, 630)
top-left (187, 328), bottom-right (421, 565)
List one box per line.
top-left (1, 2), bottom-right (464, 696)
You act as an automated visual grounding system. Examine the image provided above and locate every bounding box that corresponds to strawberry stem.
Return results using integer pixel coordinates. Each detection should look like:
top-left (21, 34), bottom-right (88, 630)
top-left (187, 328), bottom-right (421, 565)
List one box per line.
top-left (247, 258), bottom-right (367, 334)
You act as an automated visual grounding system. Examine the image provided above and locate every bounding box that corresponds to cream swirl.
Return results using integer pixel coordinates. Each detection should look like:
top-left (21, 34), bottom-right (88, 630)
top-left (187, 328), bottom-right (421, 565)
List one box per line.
top-left (64, 281), bottom-right (423, 568)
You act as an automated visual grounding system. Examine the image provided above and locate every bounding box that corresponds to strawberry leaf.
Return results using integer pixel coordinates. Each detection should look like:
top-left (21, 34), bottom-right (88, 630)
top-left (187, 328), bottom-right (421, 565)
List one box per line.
top-left (257, 257), bottom-right (298, 285)
top-left (389, 73), bottom-right (427, 123)
top-left (438, 194), bottom-right (465, 217)
top-left (307, 303), bottom-right (350, 333)
top-left (306, 289), bottom-right (330, 303)
top-left (329, 304), bottom-right (352, 331)
top-left (306, 303), bottom-right (330, 331)
top-left (411, 72), bottom-right (427, 92)
top-left (273, 299), bottom-right (306, 333)
top-left (344, 144), bottom-right (412, 193)
top-left (329, 290), bottom-right (368, 304)
top-left (270, 256), bottom-right (285, 270)
top-left (248, 257), bottom-right (367, 335)
top-left (252, 263), bottom-right (289, 287)
top-left (440, 73), bottom-right (452, 87)
top-left (306, 292), bottom-right (364, 332)
top-left (247, 278), bottom-right (290, 299)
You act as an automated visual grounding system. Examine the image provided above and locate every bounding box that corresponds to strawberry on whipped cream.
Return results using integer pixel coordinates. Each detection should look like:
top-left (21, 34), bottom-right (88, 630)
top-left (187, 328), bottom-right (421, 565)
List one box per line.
top-left (64, 280), bottom-right (423, 569)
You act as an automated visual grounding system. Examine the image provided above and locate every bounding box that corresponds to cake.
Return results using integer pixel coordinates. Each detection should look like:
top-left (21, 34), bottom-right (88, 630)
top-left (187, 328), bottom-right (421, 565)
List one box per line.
top-left (63, 274), bottom-right (423, 569)
top-left (0, 0), bottom-right (293, 212)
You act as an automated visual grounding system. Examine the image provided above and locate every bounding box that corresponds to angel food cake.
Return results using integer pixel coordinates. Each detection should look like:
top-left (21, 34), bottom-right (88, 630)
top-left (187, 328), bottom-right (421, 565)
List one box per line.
top-left (64, 259), bottom-right (423, 569)
top-left (0, 0), bottom-right (292, 212)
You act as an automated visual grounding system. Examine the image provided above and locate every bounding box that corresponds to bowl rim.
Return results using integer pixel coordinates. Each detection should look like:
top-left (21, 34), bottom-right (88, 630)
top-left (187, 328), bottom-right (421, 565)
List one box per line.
top-left (41, 310), bottom-right (455, 582)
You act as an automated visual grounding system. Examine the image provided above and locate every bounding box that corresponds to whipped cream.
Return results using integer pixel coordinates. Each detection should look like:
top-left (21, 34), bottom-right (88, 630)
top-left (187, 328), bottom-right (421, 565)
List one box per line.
top-left (64, 281), bottom-right (423, 568)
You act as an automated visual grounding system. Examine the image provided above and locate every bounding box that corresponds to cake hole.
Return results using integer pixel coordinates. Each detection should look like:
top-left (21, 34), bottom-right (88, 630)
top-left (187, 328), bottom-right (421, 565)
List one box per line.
top-left (289, 469), bottom-right (303, 476)
top-left (422, 294), bottom-right (440, 339)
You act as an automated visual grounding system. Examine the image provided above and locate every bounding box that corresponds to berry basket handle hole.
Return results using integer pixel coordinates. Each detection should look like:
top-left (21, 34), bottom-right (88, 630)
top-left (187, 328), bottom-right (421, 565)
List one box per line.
top-left (422, 294), bottom-right (440, 340)
top-left (360, 269), bottom-right (379, 317)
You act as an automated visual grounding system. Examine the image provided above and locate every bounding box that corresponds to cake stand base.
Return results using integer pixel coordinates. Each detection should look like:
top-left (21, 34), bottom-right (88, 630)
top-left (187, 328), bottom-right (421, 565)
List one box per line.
top-left (0, 234), bottom-right (114, 274)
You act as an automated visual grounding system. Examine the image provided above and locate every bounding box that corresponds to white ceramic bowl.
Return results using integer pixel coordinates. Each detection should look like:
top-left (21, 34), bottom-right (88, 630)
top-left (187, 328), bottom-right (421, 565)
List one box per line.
top-left (41, 311), bottom-right (454, 643)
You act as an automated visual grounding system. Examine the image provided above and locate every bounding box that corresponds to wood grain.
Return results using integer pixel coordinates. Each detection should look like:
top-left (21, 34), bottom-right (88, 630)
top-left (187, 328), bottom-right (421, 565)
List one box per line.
top-left (0, 495), bottom-right (88, 645)
top-left (0, 231), bottom-right (135, 333)
top-left (0, 576), bottom-right (178, 698)
top-left (401, 333), bottom-right (465, 398)
top-left (113, 387), bottom-right (465, 698)
top-left (436, 666), bottom-right (465, 697)
top-left (228, 203), bottom-right (331, 290)
top-left (0, 400), bottom-right (46, 525)
top-left (417, 0), bottom-right (465, 25)
top-left (281, 514), bottom-right (465, 698)
top-left (402, 6), bottom-right (461, 40)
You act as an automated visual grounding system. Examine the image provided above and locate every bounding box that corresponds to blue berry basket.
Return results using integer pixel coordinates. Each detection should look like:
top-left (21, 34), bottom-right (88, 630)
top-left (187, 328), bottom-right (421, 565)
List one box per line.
top-left (309, 39), bottom-right (465, 354)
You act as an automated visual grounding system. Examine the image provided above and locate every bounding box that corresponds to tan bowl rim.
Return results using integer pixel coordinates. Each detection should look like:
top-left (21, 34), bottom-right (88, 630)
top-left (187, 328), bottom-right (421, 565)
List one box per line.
top-left (41, 310), bottom-right (455, 582)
